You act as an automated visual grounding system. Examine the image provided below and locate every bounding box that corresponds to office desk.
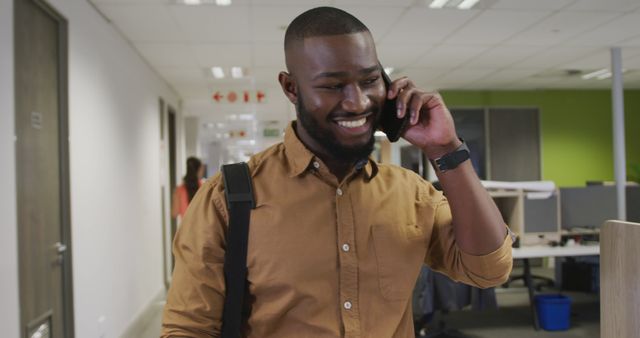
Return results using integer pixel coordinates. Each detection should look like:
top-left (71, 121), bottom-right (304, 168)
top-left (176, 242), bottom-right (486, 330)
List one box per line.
top-left (510, 245), bottom-right (600, 330)
top-left (512, 244), bottom-right (599, 259)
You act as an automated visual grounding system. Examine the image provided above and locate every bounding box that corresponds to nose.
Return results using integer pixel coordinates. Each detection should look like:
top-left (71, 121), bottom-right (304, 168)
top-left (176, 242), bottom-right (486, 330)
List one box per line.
top-left (341, 84), bottom-right (370, 113)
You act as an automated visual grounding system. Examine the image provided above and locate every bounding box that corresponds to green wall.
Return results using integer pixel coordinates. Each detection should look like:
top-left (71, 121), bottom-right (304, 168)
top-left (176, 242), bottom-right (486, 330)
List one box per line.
top-left (440, 90), bottom-right (640, 187)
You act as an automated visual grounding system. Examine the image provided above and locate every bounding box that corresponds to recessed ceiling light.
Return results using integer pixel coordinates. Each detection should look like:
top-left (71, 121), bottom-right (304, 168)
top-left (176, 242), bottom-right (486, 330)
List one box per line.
top-left (429, 0), bottom-right (449, 9)
top-left (596, 72), bottom-right (612, 80)
top-left (429, 0), bottom-right (481, 9)
top-left (176, 0), bottom-right (231, 5)
top-left (211, 67), bottom-right (225, 79)
top-left (238, 114), bottom-right (254, 121)
top-left (581, 68), bottom-right (609, 80)
top-left (457, 0), bottom-right (480, 9)
top-left (231, 67), bottom-right (244, 79)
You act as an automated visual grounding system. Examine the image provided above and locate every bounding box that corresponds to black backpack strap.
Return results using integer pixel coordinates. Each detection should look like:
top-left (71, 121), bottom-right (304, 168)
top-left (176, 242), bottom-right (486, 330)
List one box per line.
top-left (220, 162), bottom-right (255, 338)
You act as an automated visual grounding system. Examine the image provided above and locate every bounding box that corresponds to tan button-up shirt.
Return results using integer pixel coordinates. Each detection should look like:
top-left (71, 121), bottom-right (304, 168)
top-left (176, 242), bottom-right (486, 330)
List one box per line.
top-left (161, 123), bottom-right (513, 338)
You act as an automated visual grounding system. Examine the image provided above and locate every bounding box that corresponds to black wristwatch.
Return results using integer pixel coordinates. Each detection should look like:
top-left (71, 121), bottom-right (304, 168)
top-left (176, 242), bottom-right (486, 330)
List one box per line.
top-left (431, 139), bottom-right (470, 172)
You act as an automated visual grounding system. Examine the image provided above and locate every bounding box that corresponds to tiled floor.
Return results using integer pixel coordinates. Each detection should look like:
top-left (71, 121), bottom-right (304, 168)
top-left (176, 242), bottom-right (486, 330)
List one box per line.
top-left (136, 300), bottom-right (164, 338)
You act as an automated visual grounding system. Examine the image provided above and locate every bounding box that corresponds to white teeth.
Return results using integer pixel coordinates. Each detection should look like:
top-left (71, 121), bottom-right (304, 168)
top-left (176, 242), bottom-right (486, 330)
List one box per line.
top-left (337, 117), bottom-right (367, 128)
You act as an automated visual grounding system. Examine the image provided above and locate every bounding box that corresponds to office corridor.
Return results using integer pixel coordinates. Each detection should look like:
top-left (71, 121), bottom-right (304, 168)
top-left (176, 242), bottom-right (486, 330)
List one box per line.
top-left (3, 0), bottom-right (640, 337)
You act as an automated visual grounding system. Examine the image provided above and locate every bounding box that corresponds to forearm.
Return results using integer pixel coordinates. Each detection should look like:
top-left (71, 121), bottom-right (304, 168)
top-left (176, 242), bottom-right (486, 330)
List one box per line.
top-left (434, 159), bottom-right (506, 255)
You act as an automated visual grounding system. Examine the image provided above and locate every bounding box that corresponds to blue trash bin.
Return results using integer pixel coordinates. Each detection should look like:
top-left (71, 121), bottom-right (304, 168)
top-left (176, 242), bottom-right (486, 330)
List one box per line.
top-left (535, 294), bottom-right (571, 331)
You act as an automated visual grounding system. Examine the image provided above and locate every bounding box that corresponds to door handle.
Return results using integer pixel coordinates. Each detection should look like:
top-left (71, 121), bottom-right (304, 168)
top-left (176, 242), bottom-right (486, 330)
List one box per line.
top-left (55, 242), bottom-right (67, 253)
top-left (54, 242), bottom-right (67, 265)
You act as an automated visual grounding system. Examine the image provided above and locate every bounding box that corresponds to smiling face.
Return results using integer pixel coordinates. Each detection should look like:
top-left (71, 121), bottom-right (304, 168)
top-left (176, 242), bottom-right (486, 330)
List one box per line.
top-left (280, 31), bottom-right (386, 162)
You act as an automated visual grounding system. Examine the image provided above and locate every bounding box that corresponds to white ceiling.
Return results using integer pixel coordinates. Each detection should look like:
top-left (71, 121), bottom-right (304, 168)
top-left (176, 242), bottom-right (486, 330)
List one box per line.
top-left (91, 0), bottom-right (640, 112)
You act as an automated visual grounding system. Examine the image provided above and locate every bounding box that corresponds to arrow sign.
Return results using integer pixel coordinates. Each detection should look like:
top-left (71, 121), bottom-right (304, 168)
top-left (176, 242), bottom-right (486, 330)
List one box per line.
top-left (211, 90), bottom-right (266, 103)
top-left (212, 92), bottom-right (224, 102)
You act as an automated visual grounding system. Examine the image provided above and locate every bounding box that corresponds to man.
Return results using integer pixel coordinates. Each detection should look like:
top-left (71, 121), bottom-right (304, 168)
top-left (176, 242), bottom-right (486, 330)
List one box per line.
top-left (162, 7), bottom-right (513, 338)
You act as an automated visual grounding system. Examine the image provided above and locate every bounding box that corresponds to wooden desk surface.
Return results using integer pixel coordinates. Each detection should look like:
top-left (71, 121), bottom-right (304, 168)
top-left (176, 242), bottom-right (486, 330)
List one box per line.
top-left (512, 244), bottom-right (600, 259)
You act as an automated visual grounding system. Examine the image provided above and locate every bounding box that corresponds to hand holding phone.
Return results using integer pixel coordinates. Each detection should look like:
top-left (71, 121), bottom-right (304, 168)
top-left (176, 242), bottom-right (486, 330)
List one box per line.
top-left (378, 65), bottom-right (411, 142)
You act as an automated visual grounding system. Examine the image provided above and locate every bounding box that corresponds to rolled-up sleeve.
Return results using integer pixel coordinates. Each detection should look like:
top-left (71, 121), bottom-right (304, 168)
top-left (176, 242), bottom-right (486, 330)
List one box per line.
top-left (424, 199), bottom-right (513, 289)
top-left (161, 175), bottom-right (228, 338)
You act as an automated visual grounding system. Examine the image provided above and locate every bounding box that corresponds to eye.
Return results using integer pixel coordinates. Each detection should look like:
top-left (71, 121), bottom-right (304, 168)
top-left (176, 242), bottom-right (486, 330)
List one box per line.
top-left (317, 83), bottom-right (343, 90)
top-left (361, 76), bottom-right (380, 86)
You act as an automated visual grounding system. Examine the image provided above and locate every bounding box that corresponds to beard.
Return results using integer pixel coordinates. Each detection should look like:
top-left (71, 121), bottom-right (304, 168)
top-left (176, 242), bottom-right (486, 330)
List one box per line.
top-left (296, 89), bottom-right (379, 162)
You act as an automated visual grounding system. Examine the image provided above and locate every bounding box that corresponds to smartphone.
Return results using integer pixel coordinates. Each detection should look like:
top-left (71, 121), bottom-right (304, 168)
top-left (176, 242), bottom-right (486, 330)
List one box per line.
top-left (379, 65), bottom-right (411, 142)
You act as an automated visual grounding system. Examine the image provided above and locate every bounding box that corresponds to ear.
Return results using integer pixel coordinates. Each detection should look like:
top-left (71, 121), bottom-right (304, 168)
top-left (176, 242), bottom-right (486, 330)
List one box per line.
top-left (278, 71), bottom-right (298, 105)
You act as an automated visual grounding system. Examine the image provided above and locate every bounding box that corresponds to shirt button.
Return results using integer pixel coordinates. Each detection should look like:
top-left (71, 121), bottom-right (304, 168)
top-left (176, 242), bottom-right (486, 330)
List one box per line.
top-left (312, 161), bottom-right (320, 169)
top-left (344, 301), bottom-right (352, 310)
top-left (336, 188), bottom-right (343, 196)
top-left (342, 243), bottom-right (350, 252)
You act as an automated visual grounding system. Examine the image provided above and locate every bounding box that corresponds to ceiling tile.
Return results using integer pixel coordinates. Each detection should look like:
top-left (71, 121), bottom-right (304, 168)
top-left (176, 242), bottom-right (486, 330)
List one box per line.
top-left (135, 42), bottom-right (198, 67)
top-left (157, 67), bottom-right (209, 83)
top-left (413, 45), bottom-right (491, 68)
top-left (92, 0), bottom-right (640, 97)
top-left (621, 35), bottom-right (640, 47)
top-left (506, 11), bottom-right (621, 46)
top-left (173, 82), bottom-right (212, 99)
top-left (504, 77), bottom-right (563, 89)
top-left (622, 47), bottom-right (640, 58)
top-left (490, 0), bottom-right (574, 10)
top-left (252, 43), bottom-right (286, 68)
top-left (565, 0), bottom-right (640, 12)
top-left (444, 10), bottom-right (551, 45)
top-left (334, 0), bottom-right (414, 6)
top-left (623, 55), bottom-right (640, 69)
top-left (249, 6), bottom-right (310, 42)
top-left (558, 49), bottom-right (611, 70)
top-left (375, 43), bottom-right (433, 69)
top-left (475, 68), bottom-right (541, 82)
top-left (462, 45), bottom-right (545, 68)
top-left (568, 12), bottom-right (640, 46)
top-left (512, 46), bottom-right (599, 68)
top-left (191, 43), bottom-right (252, 67)
top-left (337, 6), bottom-right (406, 40)
top-left (381, 8), bottom-right (478, 45)
top-left (433, 68), bottom-right (499, 84)
top-left (92, 0), bottom-right (168, 3)
top-left (250, 68), bottom-right (284, 86)
top-left (394, 67), bottom-right (451, 83)
top-left (170, 5), bottom-right (251, 42)
top-left (249, 0), bottom-right (332, 4)
top-left (96, 4), bottom-right (185, 42)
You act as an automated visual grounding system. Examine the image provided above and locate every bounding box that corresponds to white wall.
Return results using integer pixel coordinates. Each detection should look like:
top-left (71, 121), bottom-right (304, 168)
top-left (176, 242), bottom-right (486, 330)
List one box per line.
top-left (47, 1), bottom-right (181, 336)
top-left (0, 0), bottom-right (21, 336)
top-left (1, 0), bottom-right (181, 337)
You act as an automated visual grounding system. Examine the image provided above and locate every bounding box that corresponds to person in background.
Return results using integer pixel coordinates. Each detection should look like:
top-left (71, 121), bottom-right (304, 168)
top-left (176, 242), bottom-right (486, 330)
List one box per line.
top-left (171, 156), bottom-right (205, 219)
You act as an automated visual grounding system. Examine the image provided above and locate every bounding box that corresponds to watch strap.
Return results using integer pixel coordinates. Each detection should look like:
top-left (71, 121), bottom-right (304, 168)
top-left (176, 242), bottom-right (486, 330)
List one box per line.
top-left (431, 139), bottom-right (470, 172)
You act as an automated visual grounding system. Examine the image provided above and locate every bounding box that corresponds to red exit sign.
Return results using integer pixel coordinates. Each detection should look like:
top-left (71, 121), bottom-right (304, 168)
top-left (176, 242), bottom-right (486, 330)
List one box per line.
top-left (212, 90), bottom-right (266, 104)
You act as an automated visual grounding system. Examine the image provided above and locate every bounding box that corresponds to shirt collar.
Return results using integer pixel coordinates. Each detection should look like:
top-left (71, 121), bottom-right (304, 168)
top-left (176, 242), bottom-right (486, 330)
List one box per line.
top-left (284, 122), bottom-right (316, 178)
top-left (283, 121), bottom-right (379, 180)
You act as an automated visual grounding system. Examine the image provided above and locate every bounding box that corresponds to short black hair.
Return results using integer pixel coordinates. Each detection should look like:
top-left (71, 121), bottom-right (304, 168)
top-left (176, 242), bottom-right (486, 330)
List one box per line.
top-left (284, 7), bottom-right (370, 51)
